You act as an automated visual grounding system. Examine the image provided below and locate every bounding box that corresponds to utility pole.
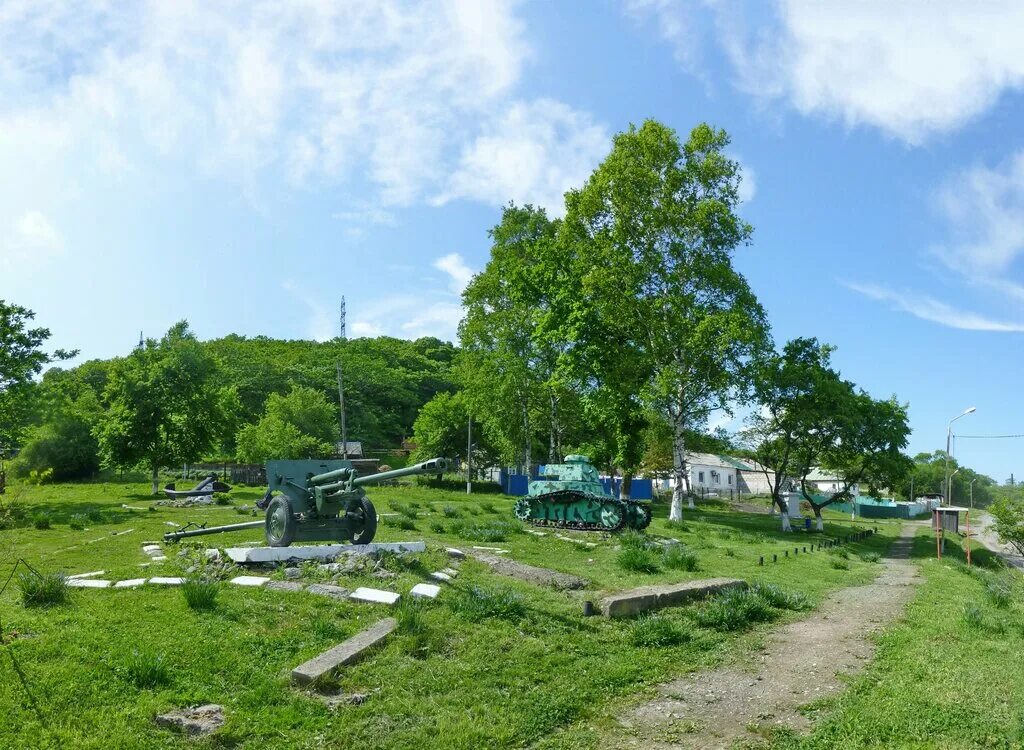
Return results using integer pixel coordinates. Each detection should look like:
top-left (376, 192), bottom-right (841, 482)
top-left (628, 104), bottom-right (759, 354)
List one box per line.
top-left (336, 360), bottom-right (348, 459)
top-left (466, 415), bottom-right (472, 495)
top-left (339, 296), bottom-right (346, 340)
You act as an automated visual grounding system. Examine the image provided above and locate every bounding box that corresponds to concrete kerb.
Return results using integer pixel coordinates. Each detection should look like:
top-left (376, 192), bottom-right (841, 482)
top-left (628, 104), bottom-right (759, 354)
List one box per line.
top-left (291, 618), bottom-right (398, 686)
top-left (596, 578), bottom-right (748, 618)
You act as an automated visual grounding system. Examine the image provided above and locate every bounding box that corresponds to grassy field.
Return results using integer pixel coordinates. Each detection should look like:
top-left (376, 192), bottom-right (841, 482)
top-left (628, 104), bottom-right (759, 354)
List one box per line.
top-left (0, 478), bottom-right (899, 749)
top-left (765, 529), bottom-right (1024, 750)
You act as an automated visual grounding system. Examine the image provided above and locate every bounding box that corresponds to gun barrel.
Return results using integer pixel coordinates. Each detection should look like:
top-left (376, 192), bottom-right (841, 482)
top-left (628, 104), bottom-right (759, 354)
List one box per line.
top-left (352, 457), bottom-right (448, 487)
top-left (162, 520), bottom-right (263, 542)
top-left (308, 466), bottom-right (354, 486)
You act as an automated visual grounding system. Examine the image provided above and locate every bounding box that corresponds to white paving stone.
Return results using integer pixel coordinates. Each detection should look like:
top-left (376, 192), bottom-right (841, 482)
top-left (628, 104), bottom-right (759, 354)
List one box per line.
top-left (440, 568), bottom-right (459, 577)
top-left (430, 571), bottom-right (453, 582)
top-left (150, 555), bottom-right (167, 562)
top-left (114, 578), bottom-right (147, 589)
top-left (220, 541), bottom-right (425, 564)
top-left (143, 545), bottom-right (162, 553)
top-left (68, 570), bottom-right (105, 580)
top-left (446, 548), bottom-right (466, 559)
top-left (349, 587), bottom-right (400, 605)
top-left (149, 577), bottom-right (184, 586)
top-left (68, 578), bottom-right (112, 588)
top-left (410, 583), bottom-right (441, 599)
top-left (472, 546), bottom-right (508, 554)
top-left (229, 575), bottom-right (270, 587)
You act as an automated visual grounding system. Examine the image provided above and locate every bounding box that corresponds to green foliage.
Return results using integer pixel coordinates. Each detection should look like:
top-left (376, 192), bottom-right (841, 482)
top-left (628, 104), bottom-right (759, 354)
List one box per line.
top-left (430, 521), bottom-right (446, 534)
top-left (830, 558), bottom-right (850, 570)
top-left (985, 579), bottom-right (1013, 609)
top-left (121, 649), bottom-right (171, 689)
top-left (384, 516), bottom-right (417, 531)
top-left (988, 496), bottom-right (1024, 556)
top-left (448, 585), bottom-right (526, 623)
top-left (694, 588), bottom-right (777, 631)
top-left (617, 545), bottom-right (662, 574)
top-left (11, 388), bottom-right (102, 481)
top-left (31, 512), bottom-right (51, 530)
top-left (18, 571), bottom-right (69, 607)
top-left (181, 579), bottom-right (220, 611)
top-left (751, 582), bottom-right (810, 611)
top-left (390, 502), bottom-right (419, 521)
top-left (859, 551), bottom-right (881, 563)
top-left (442, 505), bottom-right (460, 518)
top-left (663, 543), bottom-right (699, 571)
top-left (627, 615), bottom-right (691, 647)
top-left (68, 515), bottom-right (86, 531)
top-left (449, 518), bottom-right (521, 543)
top-left (236, 385), bottom-right (336, 463)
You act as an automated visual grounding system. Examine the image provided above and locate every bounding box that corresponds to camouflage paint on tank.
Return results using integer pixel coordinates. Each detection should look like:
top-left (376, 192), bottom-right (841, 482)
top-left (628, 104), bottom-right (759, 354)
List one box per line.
top-left (527, 455), bottom-right (611, 498)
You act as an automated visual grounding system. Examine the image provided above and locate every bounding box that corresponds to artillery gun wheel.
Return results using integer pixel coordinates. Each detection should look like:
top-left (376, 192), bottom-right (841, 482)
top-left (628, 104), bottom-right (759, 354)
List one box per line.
top-left (265, 495), bottom-right (296, 547)
top-left (350, 497), bottom-right (377, 545)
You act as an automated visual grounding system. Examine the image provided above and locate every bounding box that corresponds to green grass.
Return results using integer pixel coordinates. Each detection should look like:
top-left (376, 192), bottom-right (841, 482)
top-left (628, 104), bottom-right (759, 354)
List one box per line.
top-left (693, 587), bottom-right (778, 631)
top-left (767, 531), bottom-right (1024, 749)
top-left (180, 578), bottom-right (219, 610)
top-left (17, 571), bottom-right (69, 608)
top-left (0, 477), bottom-right (902, 749)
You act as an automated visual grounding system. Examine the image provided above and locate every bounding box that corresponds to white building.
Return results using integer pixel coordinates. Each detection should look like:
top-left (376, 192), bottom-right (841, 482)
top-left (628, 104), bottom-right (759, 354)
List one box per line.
top-left (803, 468), bottom-right (858, 498)
top-left (686, 453), bottom-right (742, 493)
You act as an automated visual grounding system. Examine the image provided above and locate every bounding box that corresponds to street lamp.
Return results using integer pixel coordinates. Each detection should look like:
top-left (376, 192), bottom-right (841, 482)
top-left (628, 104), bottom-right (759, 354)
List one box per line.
top-left (948, 468), bottom-right (961, 504)
top-left (945, 407), bottom-right (976, 506)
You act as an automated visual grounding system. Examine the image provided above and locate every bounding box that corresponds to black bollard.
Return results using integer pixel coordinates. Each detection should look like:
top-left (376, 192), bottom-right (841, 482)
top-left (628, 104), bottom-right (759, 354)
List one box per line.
top-left (759, 556), bottom-right (764, 566)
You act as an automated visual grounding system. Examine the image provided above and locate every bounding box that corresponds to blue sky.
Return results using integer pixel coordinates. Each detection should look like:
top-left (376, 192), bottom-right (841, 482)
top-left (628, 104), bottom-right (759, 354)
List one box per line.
top-left (2, 1), bottom-right (1023, 483)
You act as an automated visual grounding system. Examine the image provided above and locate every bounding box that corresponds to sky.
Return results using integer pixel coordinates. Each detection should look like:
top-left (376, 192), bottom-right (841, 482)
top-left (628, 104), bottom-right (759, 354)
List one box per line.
top-left (2, 1), bottom-right (1024, 483)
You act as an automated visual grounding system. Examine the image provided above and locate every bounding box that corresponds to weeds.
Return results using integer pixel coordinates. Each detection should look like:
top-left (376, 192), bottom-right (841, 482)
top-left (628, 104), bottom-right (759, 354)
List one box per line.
top-left (617, 545), bottom-right (662, 574)
top-left (830, 558), bottom-right (850, 570)
top-left (122, 649), bottom-right (171, 689)
top-left (68, 514), bottom-right (86, 531)
top-left (449, 585), bottom-right (526, 623)
top-left (628, 615), bottom-right (691, 647)
top-left (663, 544), bottom-right (699, 572)
top-left (181, 578), bottom-right (220, 611)
top-left (859, 552), bottom-right (881, 563)
top-left (694, 588), bottom-right (777, 631)
top-left (430, 521), bottom-right (446, 534)
top-left (478, 501), bottom-right (496, 514)
top-left (31, 512), bottom-right (51, 530)
top-left (442, 505), bottom-right (460, 519)
top-left (18, 571), bottom-right (69, 608)
top-left (385, 517), bottom-right (418, 531)
top-left (390, 503), bottom-right (419, 521)
top-left (752, 583), bottom-right (811, 611)
top-left (986, 579), bottom-right (1014, 609)
top-left (450, 519), bottom-right (521, 543)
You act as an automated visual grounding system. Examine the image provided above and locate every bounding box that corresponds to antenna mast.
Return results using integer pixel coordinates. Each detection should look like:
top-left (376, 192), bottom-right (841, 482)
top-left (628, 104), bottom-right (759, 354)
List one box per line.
top-left (339, 296), bottom-right (346, 340)
top-left (336, 360), bottom-right (348, 459)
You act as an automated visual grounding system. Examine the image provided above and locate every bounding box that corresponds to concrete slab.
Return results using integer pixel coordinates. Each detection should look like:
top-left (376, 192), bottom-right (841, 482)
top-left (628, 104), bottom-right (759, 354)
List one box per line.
top-left (68, 570), bottom-right (105, 580)
top-left (306, 584), bottom-right (349, 600)
top-left (469, 551), bottom-right (589, 590)
top-left (600, 578), bottom-right (747, 618)
top-left (410, 583), bottom-right (441, 599)
top-left (446, 548), bottom-right (466, 559)
top-left (229, 576), bottom-right (270, 587)
top-left (266, 581), bottom-right (305, 593)
top-left (349, 587), bottom-right (400, 605)
top-left (150, 555), bottom-right (168, 562)
top-left (114, 578), bottom-right (147, 589)
top-left (440, 568), bottom-right (459, 577)
top-left (68, 578), bottom-right (112, 588)
top-left (220, 541), bottom-right (426, 564)
top-left (291, 618), bottom-right (397, 686)
top-left (430, 571), bottom-right (452, 582)
top-left (143, 545), bottom-right (162, 552)
top-left (149, 577), bottom-right (185, 586)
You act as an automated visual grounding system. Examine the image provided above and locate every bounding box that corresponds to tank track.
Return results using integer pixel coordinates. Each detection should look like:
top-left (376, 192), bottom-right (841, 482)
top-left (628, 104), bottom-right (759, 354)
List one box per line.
top-left (516, 490), bottom-right (651, 532)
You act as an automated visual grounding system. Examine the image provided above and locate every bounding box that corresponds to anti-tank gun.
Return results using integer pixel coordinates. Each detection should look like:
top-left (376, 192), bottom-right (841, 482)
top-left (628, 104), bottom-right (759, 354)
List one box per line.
top-left (163, 457), bottom-right (448, 547)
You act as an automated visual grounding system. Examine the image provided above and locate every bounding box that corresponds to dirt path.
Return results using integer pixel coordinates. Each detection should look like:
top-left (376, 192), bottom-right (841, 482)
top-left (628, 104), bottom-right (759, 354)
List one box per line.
top-left (605, 524), bottom-right (922, 749)
top-left (972, 512), bottom-right (1024, 570)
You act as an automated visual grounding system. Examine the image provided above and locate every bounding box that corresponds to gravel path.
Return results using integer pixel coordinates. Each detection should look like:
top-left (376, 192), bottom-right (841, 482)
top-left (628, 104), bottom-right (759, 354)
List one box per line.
top-left (605, 524), bottom-right (922, 749)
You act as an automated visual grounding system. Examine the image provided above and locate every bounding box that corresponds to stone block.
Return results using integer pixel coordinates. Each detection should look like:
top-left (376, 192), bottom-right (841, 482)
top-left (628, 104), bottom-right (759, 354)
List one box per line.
top-left (349, 587), bottom-right (400, 605)
top-left (151, 555), bottom-right (168, 562)
top-left (446, 548), bottom-right (465, 559)
top-left (306, 584), bottom-right (349, 600)
top-left (154, 704), bottom-right (225, 736)
top-left (291, 618), bottom-right (397, 686)
top-left (440, 568), bottom-right (459, 577)
top-left (68, 570), bottom-right (105, 580)
top-left (149, 577), bottom-right (185, 586)
top-left (469, 552), bottom-right (589, 590)
top-left (114, 578), bottom-right (148, 589)
top-left (430, 571), bottom-right (452, 582)
top-left (410, 583), bottom-right (441, 599)
top-left (600, 578), bottom-right (747, 618)
top-left (230, 576), bottom-right (270, 587)
top-left (68, 578), bottom-right (112, 588)
top-left (221, 541), bottom-right (426, 564)
top-left (266, 581), bottom-right (305, 593)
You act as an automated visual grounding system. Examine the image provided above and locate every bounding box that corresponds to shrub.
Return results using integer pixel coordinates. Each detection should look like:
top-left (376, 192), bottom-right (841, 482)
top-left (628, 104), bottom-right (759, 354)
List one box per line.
top-left (32, 512), bottom-right (51, 530)
top-left (442, 505), bottom-right (460, 519)
top-left (752, 583), bottom-right (811, 611)
top-left (986, 580), bottom-right (1013, 609)
top-left (123, 649), bottom-right (170, 689)
top-left (69, 514), bottom-right (86, 531)
top-left (619, 529), bottom-right (651, 550)
top-left (18, 571), bottom-right (69, 608)
top-left (385, 516), bottom-right (417, 531)
top-left (830, 558), bottom-right (850, 570)
top-left (181, 579), bottom-right (220, 611)
top-left (694, 588), bottom-right (777, 631)
top-left (430, 521), bottom-right (446, 534)
top-left (830, 548), bottom-right (850, 560)
top-left (450, 519), bottom-right (521, 543)
top-left (664, 519), bottom-right (689, 532)
top-left (390, 503), bottom-right (419, 521)
top-left (449, 585), bottom-right (526, 622)
top-left (213, 492), bottom-right (232, 506)
top-left (628, 615), bottom-right (691, 647)
top-left (859, 552), bottom-right (881, 563)
top-left (663, 544), bottom-right (699, 571)
top-left (618, 545), bottom-right (662, 574)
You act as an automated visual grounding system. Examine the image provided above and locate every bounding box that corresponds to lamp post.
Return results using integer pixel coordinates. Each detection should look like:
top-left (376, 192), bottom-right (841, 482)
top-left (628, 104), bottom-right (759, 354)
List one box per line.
top-left (970, 478), bottom-right (977, 511)
top-left (945, 407), bottom-right (976, 506)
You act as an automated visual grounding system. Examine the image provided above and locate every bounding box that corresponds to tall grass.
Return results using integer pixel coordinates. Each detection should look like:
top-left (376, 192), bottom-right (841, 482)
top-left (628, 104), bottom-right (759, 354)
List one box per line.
top-left (122, 649), bottom-right (171, 688)
top-left (628, 615), bottom-right (691, 647)
top-left (448, 585), bottom-right (526, 622)
top-left (18, 571), bottom-right (69, 608)
top-left (694, 588), bottom-right (777, 631)
top-left (181, 579), bottom-right (220, 611)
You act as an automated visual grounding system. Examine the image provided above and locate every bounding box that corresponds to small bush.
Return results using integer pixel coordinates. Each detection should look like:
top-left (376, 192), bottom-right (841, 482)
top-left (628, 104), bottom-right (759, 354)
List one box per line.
top-left (123, 649), bottom-right (170, 689)
top-left (479, 501), bottom-right (496, 514)
top-left (442, 505), bottom-right (460, 519)
top-left (212, 492), bottom-right (232, 506)
top-left (628, 615), bottom-right (691, 647)
top-left (694, 588), bottom-right (777, 631)
top-left (450, 519), bottom-right (521, 543)
top-left (449, 585), bottom-right (526, 622)
top-left (181, 579), bottom-right (219, 611)
top-left (390, 503), bottom-right (419, 521)
top-left (619, 529), bottom-right (651, 550)
top-left (32, 512), bottom-right (51, 530)
top-left (830, 558), bottom-right (850, 570)
top-left (663, 544), bottom-right (699, 572)
top-left (830, 548), bottom-right (850, 560)
top-left (664, 519), bottom-right (689, 532)
top-left (18, 571), bottom-right (69, 608)
top-left (430, 521), bottom-right (446, 534)
top-left (618, 545), bottom-right (662, 574)
top-left (69, 514), bottom-right (86, 531)
top-left (859, 552), bottom-right (881, 563)
top-left (986, 580), bottom-right (1014, 609)
top-left (752, 583), bottom-right (811, 611)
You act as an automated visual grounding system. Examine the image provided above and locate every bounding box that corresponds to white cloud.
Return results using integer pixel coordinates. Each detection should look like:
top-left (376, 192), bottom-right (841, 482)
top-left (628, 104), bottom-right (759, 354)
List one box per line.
top-left (0, 0), bottom-right (608, 217)
top-left (630, 1), bottom-right (1024, 144)
top-left (433, 253), bottom-right (474, 296)
top-left (2, 210), bottom-right (64, 269)
top-left (281, 280), bottom-right (336, 342)
top-left (350, 320), bottom-right (384, 338)
top-left (847, 282), bottom-right (1024, 332)
top-left (436, 99), bottom-right (609, 215)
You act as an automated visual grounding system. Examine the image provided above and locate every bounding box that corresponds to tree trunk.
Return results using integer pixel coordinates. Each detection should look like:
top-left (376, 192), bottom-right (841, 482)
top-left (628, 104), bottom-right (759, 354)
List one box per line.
top-left (670, 409), bottom-right (689, 522)
top-left (775, 494), bottom-right (793, 532)
top-left (814, 507), bottom-right (824, 531)
top-left (620, 474), bottom-right (632, 501)
top-left (548, 392), bottom-right (559, 464)
top-left (522, 401), bottom-right (532, 478)
top-left (151, 463), bottom-right (160, 495)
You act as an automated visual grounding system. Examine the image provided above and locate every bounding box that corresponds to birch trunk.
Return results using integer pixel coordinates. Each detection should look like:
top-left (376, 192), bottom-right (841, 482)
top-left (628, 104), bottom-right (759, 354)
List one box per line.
top-left (548, 393), bottom-right (558, 464)
top-left (670, 409), bottom-right (689, 522)
top-left (620, 474), bottom-right (632, 501)
top-left (151, 464), bottom-right (160, 495)
top-left (814, 507), bottom-right (824, 531)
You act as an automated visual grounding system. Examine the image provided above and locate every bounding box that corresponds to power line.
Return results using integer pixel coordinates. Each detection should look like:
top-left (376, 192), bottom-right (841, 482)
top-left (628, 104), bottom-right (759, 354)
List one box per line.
top-left (958, 434), bottom-right (1024, 439)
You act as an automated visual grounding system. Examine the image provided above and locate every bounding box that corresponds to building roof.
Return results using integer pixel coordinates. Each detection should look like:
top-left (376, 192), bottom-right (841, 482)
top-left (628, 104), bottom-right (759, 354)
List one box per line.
top-left (805, 468), bottom-right (845, 483)
top-left (686, 452), bottom-right (755, 471)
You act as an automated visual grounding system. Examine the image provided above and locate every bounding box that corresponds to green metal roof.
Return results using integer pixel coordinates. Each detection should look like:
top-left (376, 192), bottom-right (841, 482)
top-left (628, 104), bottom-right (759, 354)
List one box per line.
top-left (715, 454), bottom-right (755, 471)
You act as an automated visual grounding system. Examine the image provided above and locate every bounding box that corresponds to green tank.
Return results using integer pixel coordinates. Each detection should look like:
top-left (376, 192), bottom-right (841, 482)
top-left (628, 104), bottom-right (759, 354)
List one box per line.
top-left (513, 455), bottom-right (652, 532)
